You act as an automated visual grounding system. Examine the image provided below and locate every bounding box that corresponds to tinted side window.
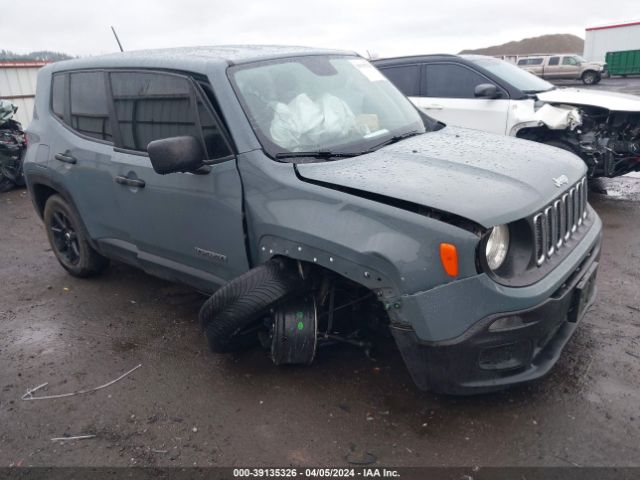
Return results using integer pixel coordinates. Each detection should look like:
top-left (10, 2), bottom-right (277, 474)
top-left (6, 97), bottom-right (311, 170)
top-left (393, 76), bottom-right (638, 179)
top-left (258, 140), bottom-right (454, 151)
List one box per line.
top-left (530, 58), bottom-right (543, 65)
top-left (378, 65), bottom-right (420, 96)
top-left (548, 56), bottom-right (560, 66)
top-left (51, 74), bottom-right (66, 120)
top-left (424, 64), bottom-right (488, 98)
top-left (517, 59), bottom-right (528, 65)
top-left (109, 72), bottom-right (231, 159)
top-left (69, 71), bottom-right (112, 141)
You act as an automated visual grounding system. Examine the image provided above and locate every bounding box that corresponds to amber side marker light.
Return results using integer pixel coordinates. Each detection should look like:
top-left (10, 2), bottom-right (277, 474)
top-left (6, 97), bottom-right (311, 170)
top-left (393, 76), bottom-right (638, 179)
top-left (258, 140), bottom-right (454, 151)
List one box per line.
top-left (440, 243), bottom-right (459, 277)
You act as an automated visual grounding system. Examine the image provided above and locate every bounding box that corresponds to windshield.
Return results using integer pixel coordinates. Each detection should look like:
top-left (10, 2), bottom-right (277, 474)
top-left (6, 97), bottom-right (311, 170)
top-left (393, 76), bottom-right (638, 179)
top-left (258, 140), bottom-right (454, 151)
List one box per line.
top-left (229, 56), bottom-right (425, 158)
top-left (466, 56), bottom-right (555, 93)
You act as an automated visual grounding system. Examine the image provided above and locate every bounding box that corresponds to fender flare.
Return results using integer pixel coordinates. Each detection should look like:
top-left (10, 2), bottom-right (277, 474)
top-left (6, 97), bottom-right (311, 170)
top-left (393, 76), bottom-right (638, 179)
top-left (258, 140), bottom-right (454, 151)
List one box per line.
top-left (25, 172), bottom-right (102, 253)
top-left (255, 234), bottom-right (401, 303)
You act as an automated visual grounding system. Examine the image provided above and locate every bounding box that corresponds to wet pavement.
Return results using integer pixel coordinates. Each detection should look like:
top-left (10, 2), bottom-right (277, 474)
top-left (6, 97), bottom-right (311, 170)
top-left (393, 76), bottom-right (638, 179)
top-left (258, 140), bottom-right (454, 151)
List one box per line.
top-left (0, 175), bottom-right (639, 468)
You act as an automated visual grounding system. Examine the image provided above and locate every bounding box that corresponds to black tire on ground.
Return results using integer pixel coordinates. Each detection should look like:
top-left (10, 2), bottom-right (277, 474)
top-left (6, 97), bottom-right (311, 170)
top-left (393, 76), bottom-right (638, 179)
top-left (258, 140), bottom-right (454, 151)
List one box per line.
top-left (43, 194), bottom-right (110, 277)
top-left (0, 176), bottom-right (14, 193)
top-left (200, 258), bottom-right (304, 353)
top-left (582, 71), bottom-right (598, 85)
top-left (13, 170), bottom-right (25, 187)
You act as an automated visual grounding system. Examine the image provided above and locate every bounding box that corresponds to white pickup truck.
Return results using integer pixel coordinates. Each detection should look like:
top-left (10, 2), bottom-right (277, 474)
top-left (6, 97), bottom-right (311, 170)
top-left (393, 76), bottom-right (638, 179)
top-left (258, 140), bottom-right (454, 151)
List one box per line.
top-left (516, 54), bottom-right (605, 85)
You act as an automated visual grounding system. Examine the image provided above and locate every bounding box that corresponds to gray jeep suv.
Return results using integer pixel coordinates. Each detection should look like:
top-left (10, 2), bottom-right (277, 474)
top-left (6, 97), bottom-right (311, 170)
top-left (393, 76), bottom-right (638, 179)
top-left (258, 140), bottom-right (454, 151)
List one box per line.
top-left (24, 46), bottom-right (602, 394)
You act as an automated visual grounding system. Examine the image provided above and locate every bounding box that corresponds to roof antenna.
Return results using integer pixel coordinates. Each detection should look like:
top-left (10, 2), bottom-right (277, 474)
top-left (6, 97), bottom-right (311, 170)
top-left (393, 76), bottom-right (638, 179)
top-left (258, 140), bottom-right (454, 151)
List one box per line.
top-left (110, 26), bottom-right (124, 52)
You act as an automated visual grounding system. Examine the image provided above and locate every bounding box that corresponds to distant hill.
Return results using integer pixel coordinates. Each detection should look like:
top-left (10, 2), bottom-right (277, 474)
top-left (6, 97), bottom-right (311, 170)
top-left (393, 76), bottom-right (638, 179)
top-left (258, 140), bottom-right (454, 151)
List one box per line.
top-left (459, 34), bottom-right (584, 56)
top-left (0, 50), bottom-right (73, 62)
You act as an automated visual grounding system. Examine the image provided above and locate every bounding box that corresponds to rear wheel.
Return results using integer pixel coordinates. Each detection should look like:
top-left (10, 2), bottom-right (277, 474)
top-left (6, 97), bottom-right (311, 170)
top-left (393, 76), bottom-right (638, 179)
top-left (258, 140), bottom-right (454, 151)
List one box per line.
top-left (43, 195), bottom-right (109, 277)
top-left (0, 175), bottom-right (13, 193)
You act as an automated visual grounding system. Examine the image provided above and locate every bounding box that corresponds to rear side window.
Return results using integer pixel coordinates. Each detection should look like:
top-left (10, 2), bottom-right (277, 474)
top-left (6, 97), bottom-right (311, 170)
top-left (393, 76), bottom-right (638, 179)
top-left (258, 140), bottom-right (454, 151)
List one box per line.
top-left (530, 58), bottom-right (543, 65)
top-left (69, 71), bottom-right (112, 142)
top-left (423, 63), bottom-right (489, 98)
top-left (378, 65), bottom-right (420, 96)
top-left (109, 71), bottom-right (231, 159)
top-left (548, 56), bottom-right (560, 66)
top-left (517, 59), bottom-right (527, 65)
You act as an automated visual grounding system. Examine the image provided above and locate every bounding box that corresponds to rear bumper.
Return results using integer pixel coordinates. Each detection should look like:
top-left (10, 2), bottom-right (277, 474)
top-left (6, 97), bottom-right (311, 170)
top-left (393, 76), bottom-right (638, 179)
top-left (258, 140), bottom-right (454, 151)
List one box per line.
top-left (391, 220), bottom-right (602, 395)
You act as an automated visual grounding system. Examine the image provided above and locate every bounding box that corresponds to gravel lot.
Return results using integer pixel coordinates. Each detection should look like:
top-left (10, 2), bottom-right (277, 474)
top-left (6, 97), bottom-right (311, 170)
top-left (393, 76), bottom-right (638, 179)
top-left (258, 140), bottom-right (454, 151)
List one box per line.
top-left (1, 78), bottom-right (639, 468)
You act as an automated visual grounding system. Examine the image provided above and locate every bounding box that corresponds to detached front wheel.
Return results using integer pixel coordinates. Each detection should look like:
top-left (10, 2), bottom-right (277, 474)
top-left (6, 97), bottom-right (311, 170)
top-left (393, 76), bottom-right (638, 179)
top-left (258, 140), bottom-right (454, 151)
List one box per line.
top-left (200, 258), bottom-right (304, 353)
top-left (43, 195), bottom-right (109, 277)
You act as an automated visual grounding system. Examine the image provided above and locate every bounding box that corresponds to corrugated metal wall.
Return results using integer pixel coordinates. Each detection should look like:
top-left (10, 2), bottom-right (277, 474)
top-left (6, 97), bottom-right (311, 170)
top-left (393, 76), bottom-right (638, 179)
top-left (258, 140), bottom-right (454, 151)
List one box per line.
top-left (584, 23), bottom-right (640, 62)
top-left (0, 62), bottom-right (46, 128)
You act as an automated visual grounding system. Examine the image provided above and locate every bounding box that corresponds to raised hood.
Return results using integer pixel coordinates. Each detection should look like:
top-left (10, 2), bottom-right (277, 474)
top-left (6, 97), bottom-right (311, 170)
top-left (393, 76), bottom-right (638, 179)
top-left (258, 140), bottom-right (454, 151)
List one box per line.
top-left (296, 127), bottom-right (586, 228)
top-left (538, 87), bottom-right (640, 112)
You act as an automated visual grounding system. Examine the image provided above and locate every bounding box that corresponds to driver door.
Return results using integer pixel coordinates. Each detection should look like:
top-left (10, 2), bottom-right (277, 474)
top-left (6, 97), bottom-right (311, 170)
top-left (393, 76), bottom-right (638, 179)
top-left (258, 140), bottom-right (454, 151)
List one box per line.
top-left (106, 70), bottom-right (249, 290)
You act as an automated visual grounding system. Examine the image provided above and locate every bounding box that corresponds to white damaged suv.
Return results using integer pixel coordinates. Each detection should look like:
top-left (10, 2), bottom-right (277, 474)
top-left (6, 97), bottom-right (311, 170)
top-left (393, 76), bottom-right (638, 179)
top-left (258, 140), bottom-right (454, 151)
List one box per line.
top-left (374, 54), bottom-right (640, 178)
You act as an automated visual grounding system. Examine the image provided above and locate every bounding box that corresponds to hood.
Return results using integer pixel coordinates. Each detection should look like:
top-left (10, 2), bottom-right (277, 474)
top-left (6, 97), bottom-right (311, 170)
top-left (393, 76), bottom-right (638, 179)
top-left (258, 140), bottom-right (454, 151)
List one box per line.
top-left (296, 127), bottom-right (586, 228)
top-left (538, 87), bottom-right (640, 112)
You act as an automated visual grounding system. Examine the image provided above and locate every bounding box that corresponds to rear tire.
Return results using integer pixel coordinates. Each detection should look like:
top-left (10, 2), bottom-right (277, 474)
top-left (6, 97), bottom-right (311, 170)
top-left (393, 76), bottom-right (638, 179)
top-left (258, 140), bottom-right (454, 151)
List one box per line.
top-left (0, 176), bottom-right (14, 193)
top-left (43, 194), bottom-right (109, 277)
top-left (200, 258), bottom-right (304, 353)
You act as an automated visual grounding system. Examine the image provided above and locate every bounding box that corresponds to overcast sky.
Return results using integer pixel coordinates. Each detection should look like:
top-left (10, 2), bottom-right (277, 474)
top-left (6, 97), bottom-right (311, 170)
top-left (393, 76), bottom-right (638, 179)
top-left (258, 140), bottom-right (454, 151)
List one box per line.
top-left (7, 0), bottom-right (639, 58)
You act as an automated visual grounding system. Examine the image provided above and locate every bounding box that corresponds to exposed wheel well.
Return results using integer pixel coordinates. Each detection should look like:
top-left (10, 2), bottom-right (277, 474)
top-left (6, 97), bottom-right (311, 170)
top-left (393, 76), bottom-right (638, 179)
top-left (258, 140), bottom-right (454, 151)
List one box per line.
top-left (31, 183), bottom-right (58, 218)
top-left (515, 125), bottom-right (556, 143)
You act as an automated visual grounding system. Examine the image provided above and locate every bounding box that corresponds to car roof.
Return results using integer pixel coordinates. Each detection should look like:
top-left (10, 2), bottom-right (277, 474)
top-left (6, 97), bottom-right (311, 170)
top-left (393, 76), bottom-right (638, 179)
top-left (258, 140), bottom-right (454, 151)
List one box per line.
top-left (372, 54), bottom-right (460, 66)
top-left (48, 45), bottom-right (358, 75)
top-left (371, 53), bottom-right (528, 99)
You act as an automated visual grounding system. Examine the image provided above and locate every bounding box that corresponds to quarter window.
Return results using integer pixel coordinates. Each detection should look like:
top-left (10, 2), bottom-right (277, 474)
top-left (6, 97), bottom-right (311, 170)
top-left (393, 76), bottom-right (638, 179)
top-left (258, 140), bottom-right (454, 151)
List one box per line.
top-left (69, 71), bottom-right (112, 141)
top-left (51, 74), bottom-right (66, 120)
top-left (423, 64), bottom-right (490, 98)
top-left (378, 65), bottom-right (420, 97)
top-left (109, 71), bottom-right (231, 159)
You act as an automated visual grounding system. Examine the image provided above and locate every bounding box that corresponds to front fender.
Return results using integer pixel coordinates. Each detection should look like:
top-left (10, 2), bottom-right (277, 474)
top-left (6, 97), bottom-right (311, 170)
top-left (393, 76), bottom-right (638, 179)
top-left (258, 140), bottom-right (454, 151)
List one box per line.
top-left (238, 151), bottom-right (481, 303)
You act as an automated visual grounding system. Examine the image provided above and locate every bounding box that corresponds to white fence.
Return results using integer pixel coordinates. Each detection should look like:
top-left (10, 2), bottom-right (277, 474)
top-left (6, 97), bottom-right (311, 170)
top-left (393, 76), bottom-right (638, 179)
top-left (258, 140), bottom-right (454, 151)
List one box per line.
top-left (0, 62), bottom-right (47, 128)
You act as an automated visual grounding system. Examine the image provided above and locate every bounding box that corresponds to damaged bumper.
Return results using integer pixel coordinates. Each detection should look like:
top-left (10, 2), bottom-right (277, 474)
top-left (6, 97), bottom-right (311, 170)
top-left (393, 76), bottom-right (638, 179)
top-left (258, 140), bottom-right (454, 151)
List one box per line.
top-left (390, 212), bottom-right (603, 395)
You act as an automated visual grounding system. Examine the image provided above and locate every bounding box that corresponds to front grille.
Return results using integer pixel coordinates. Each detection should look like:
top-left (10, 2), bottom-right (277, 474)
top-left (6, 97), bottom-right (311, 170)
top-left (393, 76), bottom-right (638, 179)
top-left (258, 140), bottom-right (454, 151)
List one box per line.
top-left (533, 177), bottom-right (588, 267)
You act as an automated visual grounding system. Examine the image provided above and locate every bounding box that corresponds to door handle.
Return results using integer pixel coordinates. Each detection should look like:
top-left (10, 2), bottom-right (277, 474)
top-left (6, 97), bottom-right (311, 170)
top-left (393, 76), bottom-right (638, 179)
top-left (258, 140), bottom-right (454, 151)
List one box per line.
top-left (424, 104), bottom-right (444, 110)
top-left (54, 153), bottom-right (77, 164)
top-left (114, 176), bottom-right (146, 188)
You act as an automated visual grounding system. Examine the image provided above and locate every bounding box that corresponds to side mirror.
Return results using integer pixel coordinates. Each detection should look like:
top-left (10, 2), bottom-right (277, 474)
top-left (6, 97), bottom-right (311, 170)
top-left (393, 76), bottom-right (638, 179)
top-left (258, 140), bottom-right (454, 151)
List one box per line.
top-left (474, 83), bottom-right (500, 99)
top-left (147, 136), bottom-right (205, 175)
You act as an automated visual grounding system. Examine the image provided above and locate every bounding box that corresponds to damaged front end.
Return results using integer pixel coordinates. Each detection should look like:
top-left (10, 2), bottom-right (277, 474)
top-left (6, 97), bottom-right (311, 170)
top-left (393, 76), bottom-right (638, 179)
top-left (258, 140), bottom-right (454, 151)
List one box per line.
top-left (513, 101), bottom-right (640, 178)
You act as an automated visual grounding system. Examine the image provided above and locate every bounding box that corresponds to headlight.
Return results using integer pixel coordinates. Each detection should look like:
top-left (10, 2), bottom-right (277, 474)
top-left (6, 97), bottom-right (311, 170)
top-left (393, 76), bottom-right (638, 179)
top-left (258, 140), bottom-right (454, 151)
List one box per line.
top-left (485, 225), bottom-right (510, 270)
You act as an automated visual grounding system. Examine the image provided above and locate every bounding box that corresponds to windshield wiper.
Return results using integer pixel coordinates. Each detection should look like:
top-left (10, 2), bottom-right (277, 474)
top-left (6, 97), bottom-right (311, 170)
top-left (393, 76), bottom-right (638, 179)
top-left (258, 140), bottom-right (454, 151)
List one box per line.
top-left (274, 150), bottom-right (358, 160)
top-left (274, 131), bottom-right (424, 160)
top-left (364, 130), bottom-right (423, 153)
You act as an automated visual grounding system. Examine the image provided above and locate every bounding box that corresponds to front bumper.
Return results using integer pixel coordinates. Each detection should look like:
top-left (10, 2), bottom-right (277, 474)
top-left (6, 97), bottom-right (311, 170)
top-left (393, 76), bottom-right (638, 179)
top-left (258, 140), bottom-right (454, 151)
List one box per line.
top-left (390, 213), bottom-right (602, 395)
